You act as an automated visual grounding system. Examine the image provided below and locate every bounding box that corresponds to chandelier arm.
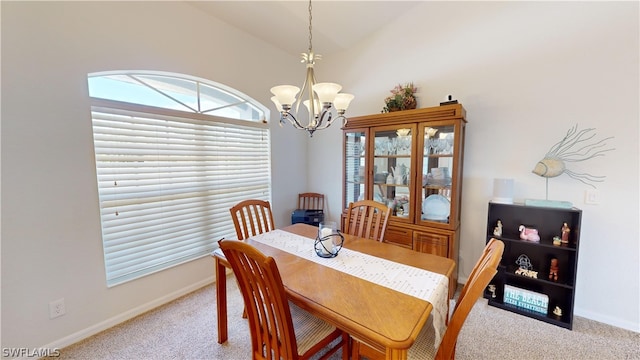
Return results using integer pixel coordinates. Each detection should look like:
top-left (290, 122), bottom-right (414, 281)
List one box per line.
top-left (294, 60), bottom-right (316, 115)
top-left (317, 113), bottom-right (347, 130)
top-left (338, 115), bottom-right (347, 127)
top-left (281, 111), bottom-right (306, 130)
top-left (306, 73), bottom-right (318, 126)
top-left (314, 110), bottom-right (333, 130)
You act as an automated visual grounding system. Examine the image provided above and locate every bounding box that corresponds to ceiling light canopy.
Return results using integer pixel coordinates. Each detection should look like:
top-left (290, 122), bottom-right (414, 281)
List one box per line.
top-left (270, 0), bottom-right (354, 137)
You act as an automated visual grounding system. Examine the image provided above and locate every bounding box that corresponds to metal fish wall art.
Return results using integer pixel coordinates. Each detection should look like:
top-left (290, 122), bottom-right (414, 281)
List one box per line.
top-left (532, 124), bottom-right (614, 188)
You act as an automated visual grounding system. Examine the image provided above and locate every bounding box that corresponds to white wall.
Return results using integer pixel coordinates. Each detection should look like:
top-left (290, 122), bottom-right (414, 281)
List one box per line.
top-left (1, 1), bottom-right (638, 352)
top-left (1, 1), bottom-right (307, 350)
top-left (313, 1), bottom-right (639, 332)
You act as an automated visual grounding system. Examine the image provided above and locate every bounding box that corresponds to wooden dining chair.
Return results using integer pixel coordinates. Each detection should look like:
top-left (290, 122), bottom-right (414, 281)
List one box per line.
top-left (343, 200), bottom-right (391, 242)
top-left (217, 199), bottom-right (275, 320)
top-left (229, 199), bottom-right (275, 240)
top-left (298, 192), bottom-right (324, 211)
top-left (219, 239), bottom-right (349, 360)
top-left (352, 238), bottom-right (505, 360)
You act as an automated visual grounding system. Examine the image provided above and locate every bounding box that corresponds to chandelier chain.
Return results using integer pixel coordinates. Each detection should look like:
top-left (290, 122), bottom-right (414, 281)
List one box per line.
top-left (308, 0), bottom-right (313, 52)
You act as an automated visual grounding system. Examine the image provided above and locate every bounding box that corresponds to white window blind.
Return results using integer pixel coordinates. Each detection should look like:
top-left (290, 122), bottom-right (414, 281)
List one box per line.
top-left (91, 107), bottom-right (271, 286)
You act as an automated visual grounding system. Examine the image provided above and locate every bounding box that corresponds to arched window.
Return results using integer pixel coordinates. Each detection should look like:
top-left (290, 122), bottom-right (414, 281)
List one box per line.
top-left (88, 71), bottom-right (267, 121)
top-left (88, 71), bottom-right (271, 286)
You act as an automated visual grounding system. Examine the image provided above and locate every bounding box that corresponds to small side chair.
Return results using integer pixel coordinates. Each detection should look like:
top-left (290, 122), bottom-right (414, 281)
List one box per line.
top-left (298, 192), bottom-right (325, 211)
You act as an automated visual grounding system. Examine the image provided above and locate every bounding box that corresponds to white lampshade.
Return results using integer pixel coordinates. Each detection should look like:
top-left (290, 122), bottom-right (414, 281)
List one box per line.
top-left (303, 99), bottom-right (320, 116)
top-left (270, 96), bottom-right (282, 110)
top-left (312, 82), bottom-right (342, 104)
top-left (270, 85), bottom-right (300, 106)
top-left (333, 93), bottom-right (354, 111)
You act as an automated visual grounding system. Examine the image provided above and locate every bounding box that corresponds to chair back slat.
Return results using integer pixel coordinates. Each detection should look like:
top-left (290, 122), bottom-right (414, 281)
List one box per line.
top-left (230, 199), bottom-right (275, 240)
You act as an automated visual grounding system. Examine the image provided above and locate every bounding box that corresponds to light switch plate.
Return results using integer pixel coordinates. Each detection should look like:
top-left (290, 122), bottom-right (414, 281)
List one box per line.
top-left (585, 189), bottom-right (600, 205)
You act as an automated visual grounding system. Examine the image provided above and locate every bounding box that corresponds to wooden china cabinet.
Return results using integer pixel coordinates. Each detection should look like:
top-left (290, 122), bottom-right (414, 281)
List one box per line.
top-left (342, 104), bottom-right (466, 296)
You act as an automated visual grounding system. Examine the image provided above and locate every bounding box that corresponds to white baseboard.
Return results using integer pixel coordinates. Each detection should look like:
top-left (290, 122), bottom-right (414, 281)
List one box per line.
top-left (40, 276), bottom-right (215, 351)
top-left (574, 307), bottom-right (640, 333)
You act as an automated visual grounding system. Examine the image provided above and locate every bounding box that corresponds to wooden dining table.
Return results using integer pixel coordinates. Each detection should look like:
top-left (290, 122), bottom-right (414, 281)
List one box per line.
top-left (213, 223), bottom-right (456, 360)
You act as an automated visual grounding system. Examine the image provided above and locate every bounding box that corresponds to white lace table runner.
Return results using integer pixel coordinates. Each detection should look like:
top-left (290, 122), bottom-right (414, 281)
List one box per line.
top-left (250, 229), bottom-right (449, 347)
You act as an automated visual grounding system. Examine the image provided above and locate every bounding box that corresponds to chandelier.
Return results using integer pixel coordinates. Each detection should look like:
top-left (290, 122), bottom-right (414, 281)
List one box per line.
top-left (270, 0), bottom-right (354, 137)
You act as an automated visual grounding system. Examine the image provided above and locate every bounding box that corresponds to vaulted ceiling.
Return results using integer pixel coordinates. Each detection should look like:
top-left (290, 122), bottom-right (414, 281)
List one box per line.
top-left (186, 1), bottom-right (423, 57)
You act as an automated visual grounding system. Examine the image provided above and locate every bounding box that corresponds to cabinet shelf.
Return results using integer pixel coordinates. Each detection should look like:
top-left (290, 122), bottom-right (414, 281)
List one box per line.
top-left (486, 202), bottom-right (581, 330)
top-left (375, 183), bottom-right (410, 188)
top-left (423, 185), bottom-right (450, 190)
top-left (374, 155), bottom-right (412, 159)
top-left (423, 154), bottom-right (454, 159)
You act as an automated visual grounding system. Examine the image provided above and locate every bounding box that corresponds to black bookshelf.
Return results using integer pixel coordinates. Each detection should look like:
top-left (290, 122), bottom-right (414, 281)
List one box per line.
top-left (485, 202), bottom-right (581, 330)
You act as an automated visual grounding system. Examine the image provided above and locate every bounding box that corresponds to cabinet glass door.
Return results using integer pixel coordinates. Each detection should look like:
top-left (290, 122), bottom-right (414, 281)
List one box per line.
top-left (420, 124), bottom-right (455, 224)
top-left (372, 126), bottom-right (415, 221)
top-left (344, 130), bottom-right (367, 209)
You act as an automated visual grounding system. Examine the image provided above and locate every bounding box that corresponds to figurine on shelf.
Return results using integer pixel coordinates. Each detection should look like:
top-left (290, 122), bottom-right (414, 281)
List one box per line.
top-left (516, 254), bottom-right (533, 270)
top-left (515, 254), bottom-right (538, 278)
top-left (515, 268), bottom-right (538, 278)
top-left (549, 258), bottom-right (559, 281)
top-left (487, 284), bottom-right (497, 298)
top-left (493, 220), bottom-right (503, 237)
top-left (519, 225), bottom-right (540, 242)
top-left (553, 236), bottom-right (562, 246)
top-left (553, 306), bottom-right (563, 317)
top-left (561, 222), bottom-right (571, 244)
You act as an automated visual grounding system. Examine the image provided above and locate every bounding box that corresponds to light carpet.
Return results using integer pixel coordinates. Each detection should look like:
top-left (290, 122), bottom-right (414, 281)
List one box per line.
top-left (47, 275), bottom-right (640, 360)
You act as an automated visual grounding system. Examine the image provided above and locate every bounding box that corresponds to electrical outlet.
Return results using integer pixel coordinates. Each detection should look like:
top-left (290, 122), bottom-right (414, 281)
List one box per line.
top-left (49, 298), bottom-right (66, 319)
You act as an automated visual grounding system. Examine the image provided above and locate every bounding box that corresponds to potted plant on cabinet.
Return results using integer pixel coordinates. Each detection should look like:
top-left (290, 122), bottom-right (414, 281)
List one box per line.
top-left (383, 82), bottom-right (418, 113)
